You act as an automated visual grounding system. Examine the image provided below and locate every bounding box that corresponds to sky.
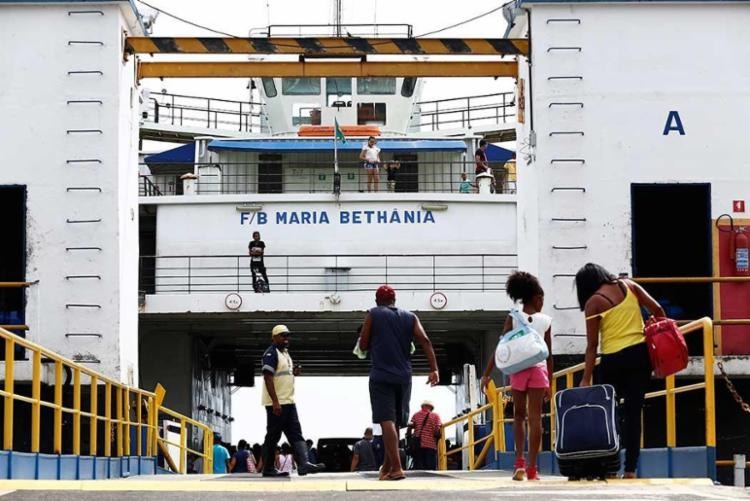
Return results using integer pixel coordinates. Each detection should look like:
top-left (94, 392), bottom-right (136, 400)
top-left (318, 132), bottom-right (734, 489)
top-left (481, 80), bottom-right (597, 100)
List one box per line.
top-left (137, 0), bottom-right (510, 442)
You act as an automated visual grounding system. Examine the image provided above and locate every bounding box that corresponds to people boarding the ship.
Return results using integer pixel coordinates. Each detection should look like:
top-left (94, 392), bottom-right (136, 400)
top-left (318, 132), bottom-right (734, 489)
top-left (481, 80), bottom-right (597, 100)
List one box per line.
top-left (248, 231), bottom-right (270, 292)
top-left (351, 427), bottom-right (378, 472)
top-left (407, 400), bottom-right (443, 470)
top-left (480, 271), bottom-right (553, 481)
top-left (575, 263), bottom-right (666, 479)
top-left (277, 443), bottom-right (295, 474)
top-left (229, 439), bottom-right (250, 473)
top-left (212, 433), bottom-right (231, 474)
top-left (360, 136), bottom-right (381, 192)
top-left (359, 285), bottom-right (440, 481)
top-left (260, 325), bottom-right (326, 477)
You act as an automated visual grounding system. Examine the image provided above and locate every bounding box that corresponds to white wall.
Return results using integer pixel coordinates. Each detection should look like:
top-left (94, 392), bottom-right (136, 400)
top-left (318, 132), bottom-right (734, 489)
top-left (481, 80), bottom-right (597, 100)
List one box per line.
top-left (0, 2), bottom-right (142, 382)
top-left (521, 2), bottom-right (750, 353)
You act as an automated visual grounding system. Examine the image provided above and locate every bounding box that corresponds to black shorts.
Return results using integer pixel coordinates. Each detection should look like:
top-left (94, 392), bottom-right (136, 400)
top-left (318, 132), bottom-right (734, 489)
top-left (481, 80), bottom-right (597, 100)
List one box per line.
top-left (369, 379), bottom-right (411, 428)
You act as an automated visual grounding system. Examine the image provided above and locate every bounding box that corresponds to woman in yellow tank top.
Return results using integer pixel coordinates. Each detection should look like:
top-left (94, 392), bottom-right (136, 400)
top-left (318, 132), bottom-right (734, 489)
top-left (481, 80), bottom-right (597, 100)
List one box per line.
top-left (575, 263), bottom-right (665, 478)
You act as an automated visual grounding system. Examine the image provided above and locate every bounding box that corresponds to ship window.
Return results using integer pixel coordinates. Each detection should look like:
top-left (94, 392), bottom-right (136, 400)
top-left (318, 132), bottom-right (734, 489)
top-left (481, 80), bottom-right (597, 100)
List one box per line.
top-left (401, 77), bottom-right (417, 98)
top-left (258, 154), bottom-right (283, 194)
top-left (357, 78), bottom-right (396, 95)
top-left (261, 78), bottom-right (277, 98)
top-left (292, 103), bottom-right (321, 126)
top-left (282, 77), bottom-right (321, 96)
top-left (326, 78), bottom-right (352, 107)
top-left (357, 103), bottom-right (386, 125)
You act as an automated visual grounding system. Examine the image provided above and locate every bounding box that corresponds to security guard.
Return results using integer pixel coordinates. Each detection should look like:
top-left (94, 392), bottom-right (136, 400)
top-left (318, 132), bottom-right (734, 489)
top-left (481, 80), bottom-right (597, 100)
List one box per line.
top-left (260, 324), bottom-right (325, 477)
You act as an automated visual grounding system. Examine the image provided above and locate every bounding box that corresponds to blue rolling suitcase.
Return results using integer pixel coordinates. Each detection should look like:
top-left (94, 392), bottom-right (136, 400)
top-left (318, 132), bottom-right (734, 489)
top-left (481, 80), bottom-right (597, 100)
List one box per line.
top-left (554, 384), bottom-right (620, 479)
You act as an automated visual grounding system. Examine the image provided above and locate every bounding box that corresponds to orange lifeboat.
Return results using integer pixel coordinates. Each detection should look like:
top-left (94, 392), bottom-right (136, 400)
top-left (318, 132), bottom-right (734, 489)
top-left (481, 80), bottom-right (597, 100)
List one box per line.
top-left (298, 125), bottom-right (381, 137)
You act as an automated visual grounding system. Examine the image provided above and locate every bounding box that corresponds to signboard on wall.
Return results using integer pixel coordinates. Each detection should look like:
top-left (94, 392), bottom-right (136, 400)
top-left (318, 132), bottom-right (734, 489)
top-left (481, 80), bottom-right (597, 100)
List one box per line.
top-left (156, 201), bottom-right (517, 256)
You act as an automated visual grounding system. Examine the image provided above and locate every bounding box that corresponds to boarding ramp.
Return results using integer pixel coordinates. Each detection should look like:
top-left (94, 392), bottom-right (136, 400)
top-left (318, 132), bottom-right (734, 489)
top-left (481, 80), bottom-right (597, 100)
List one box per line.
top-left (0, 327), bottom-right (213, 479)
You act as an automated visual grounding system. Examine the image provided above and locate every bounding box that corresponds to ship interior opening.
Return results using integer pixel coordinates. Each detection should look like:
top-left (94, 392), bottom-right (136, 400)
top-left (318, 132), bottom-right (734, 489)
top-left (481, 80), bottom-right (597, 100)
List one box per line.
top-left (0, 185), bottom-right (27, 357)
top-left (631, 183), bottom-right (713, 354)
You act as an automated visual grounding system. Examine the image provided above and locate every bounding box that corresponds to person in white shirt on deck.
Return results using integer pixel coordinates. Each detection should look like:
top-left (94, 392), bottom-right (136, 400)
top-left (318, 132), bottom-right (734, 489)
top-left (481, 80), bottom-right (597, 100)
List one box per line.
top-left (359, 136), bottom-right (381, 192)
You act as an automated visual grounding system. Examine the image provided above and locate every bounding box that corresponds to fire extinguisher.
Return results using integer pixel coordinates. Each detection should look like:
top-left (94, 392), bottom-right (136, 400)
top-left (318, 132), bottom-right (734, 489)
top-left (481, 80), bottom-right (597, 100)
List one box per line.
top-left (717, 214), bottom-right (750, 276)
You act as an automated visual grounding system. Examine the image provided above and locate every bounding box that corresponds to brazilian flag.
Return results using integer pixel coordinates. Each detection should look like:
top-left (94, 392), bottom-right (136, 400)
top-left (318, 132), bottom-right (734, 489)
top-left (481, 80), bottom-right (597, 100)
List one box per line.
top-left (334, 118), bottom-right (346, 143)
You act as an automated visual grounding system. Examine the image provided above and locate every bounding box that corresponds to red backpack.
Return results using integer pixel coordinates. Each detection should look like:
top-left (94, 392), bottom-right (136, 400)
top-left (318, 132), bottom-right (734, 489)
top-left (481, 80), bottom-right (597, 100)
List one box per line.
top-left (644, 317), bottom-right (688, 378)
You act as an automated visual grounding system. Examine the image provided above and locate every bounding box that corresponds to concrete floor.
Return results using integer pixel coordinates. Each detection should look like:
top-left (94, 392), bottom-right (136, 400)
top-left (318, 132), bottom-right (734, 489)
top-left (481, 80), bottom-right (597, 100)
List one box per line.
top-left (0, 471), bottom-right (747, 500)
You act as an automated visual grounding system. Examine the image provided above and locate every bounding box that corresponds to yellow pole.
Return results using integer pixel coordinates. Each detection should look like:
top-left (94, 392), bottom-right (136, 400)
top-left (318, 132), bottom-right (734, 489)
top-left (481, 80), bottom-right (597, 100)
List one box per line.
top-left (205, 426), bottom-right (213, 473)
top-left (147, 395), bottom-right (155, 457)
top-left (702, 319), bottom-right (716, 447)
top-left (31, 349), bottom-right (41, 453)
top-left (550, 376), bottom-right (557, 450)
top-left (104, 382), bottom-right (112, 457)
top-left (54, 360), bottom-right (63, 454)
top-left (123, 388), bottom-right (131, 456)
top-left (498, 388), bottom-right (506, 453)
top-left (438, 429), bottom-right (447, 470)
top-left (137, 394), bottom-right (143, 456)
top-left (3, 338), bottom-right (15, 450)
top-left (566, 372), bottom-right (574, 390)
top-left (665, 375), bottom-right (676, 447)
top-left (116, 387), bottom-right (123, 456)
top-left (72, 368), bottom-right (81, 455)
top-left (468, 414), bottom-right (475, 469)
top-left (154, 384), bottom-right (166, 460)
top-left (90, 375), bottom-right (98, 456)
top-left (179, 419), bottom-right (187, 474)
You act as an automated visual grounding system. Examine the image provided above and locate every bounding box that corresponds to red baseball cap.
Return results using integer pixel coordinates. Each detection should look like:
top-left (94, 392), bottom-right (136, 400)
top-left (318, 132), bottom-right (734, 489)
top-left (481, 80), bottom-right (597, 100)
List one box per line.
top-left (376, 285), bottom-right (396, 304)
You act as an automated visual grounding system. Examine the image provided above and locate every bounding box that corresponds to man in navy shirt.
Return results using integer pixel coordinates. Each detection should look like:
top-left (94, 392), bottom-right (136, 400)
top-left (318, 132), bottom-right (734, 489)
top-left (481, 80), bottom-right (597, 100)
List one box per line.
top-left (360, 285), bottom-right (439, 481)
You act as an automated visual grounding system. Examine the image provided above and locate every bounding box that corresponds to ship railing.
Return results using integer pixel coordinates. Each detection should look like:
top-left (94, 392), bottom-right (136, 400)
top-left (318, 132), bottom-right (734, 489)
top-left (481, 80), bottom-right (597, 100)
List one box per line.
top-left (141, 90), bottom-right (515, 134)
top-left (439, 318), bottom-right (717, 478)
top-left (144, 92), bottom-right (263, 133)
top-left (139, 253), bottom-right (517, 295)
top-left (0, 326), bottom-right (213, 474)
top-left (413, 92), bottom-right (516, 132)
top-left (138, 160), bottom-right (517, 196)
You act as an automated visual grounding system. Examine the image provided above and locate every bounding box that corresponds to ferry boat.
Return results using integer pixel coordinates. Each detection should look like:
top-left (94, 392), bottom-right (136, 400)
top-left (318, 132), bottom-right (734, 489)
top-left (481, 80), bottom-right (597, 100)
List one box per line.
top-left (1, 0), bottom-right (749, 485)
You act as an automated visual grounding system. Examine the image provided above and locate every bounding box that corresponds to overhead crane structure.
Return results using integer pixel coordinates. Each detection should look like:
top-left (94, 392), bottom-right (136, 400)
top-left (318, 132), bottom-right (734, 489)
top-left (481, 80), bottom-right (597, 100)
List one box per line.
top-left (126, 36), bottom-right (529, 79)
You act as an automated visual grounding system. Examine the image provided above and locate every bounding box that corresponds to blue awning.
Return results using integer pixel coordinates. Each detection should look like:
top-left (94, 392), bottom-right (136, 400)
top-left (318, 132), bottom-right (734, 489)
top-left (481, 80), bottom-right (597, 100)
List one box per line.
top-left (207, 139), bottom-right (468, 153)
top-left (144, 143), bottom-right (195, 164)
top-left (485, 144), bottom-right (515, 163)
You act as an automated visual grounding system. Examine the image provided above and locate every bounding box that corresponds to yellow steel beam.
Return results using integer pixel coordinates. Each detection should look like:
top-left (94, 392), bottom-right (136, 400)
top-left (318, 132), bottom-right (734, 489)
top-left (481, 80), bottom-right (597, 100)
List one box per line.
top-left (126, 37), bottom-right (529, 56)
top-left (138, 61), bottom-right (518, 79)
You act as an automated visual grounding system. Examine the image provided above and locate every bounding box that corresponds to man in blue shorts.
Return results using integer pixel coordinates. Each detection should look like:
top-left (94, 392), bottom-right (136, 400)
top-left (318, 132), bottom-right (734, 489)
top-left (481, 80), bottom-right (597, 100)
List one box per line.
top-left (359, 285), bottom-right (439, 480)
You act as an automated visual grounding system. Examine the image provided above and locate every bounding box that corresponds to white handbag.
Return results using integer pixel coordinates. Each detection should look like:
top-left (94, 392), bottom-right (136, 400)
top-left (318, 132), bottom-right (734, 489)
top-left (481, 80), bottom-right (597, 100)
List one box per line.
top-left (495, 309), bottom-right (549, 375)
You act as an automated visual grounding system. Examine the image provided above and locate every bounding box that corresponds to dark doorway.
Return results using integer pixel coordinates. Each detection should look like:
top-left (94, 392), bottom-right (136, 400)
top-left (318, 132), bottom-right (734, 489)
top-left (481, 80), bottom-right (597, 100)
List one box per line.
top-left (631, 183), bottom-right (712, 354)
top-left (258, 154), bottom-right (283, 194)
top-left (393, 154), bottom-right (418, 193)
top-left (0, 186), bottom-right (27, 359)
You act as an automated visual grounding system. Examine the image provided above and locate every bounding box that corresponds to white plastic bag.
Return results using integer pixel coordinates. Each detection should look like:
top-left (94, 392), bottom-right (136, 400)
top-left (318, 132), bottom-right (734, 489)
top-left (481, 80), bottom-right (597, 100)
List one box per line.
top-left (495, 309), bottom-right (549, 375)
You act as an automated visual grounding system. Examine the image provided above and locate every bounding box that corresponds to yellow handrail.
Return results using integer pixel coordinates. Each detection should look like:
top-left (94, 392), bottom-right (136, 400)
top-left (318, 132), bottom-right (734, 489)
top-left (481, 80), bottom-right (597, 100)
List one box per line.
top-left (0, 326), bottom-right (213, 475)
top-left (438, 317), bottom-right (717, 471)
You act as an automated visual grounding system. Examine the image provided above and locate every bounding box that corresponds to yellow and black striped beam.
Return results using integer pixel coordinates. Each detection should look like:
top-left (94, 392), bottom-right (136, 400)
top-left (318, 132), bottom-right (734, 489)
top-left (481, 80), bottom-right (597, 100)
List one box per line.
top-left (137, 61), bottom-right (518, 79)
top-left (126, 37), bottom-right (529, 57)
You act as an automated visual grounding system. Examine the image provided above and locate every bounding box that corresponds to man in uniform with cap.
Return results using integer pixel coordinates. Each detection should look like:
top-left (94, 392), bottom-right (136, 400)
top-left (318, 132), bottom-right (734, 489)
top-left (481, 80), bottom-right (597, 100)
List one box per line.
top-left (408, 400), bottom-right (443, 470)
top-left (360, 285), bottom-right (439, 480)
top-left (260, 324), bottom-right (325, 477)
